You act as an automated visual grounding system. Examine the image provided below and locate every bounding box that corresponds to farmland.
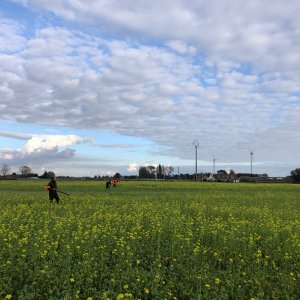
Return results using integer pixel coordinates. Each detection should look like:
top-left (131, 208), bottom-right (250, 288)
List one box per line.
top-left (0, 180), bottom-right (299, 299)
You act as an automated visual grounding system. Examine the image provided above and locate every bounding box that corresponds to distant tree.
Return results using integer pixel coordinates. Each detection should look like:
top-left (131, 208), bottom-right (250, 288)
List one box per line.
top-left (19, 165), bottom-right (32, 177)
top-left (157, 164), bottom-right (163, 179)
top-left (290, 168), bottom-right (300, 183)
top-left (0, 163), bottom-right (10, 177)
top-left (164, 166), bottom-right (174, 177)
top-left (163, 165), bottom-right (171, 178)
top-left (47, 171), bottom-right (55, 178)
top-left (139, 166), bottom-right (149, 178)
top-left (40, 171), bottom-right (48, 178)
top-left (146, 166), bottom-right (156, 177)
top-left (113, 173), bottom-right (122, 179)
top-left (228, 169), bottom-right (236, 178)
top-left (217, 170), bottom-right (227, 174)
top-left (40, 171), bottom-right (55, 179)
top-left (139, 166), bottom-right (155, 178)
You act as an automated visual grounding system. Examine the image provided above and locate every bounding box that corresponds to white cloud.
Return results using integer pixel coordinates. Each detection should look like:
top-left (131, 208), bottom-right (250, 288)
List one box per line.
top-left (166, 40), bottom-right (196, 55)
top-left (0, 134), bottom-right (90, 166)
top-left (127, 163), bottom-right (138, 172)
top-left (1, 2), bottom-right (300, 176)
top-left (23, 135), bottom-right (87, 154)
top-left (0, 18), bottom-right (26, 53)
top-left (10, 0), bottom-right (300, 71)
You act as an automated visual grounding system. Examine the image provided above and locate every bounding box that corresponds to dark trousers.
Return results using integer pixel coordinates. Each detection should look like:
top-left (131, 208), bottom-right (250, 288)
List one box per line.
top-left (49, 192), bottom-right (60, 204)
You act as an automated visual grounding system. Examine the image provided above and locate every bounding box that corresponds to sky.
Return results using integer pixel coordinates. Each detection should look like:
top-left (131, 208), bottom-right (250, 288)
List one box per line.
top-left (0, 0), bottom-right (300, 177)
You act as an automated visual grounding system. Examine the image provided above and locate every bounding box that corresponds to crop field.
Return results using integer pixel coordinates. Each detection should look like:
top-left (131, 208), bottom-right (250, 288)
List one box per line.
top-left (0, 180), bottom-right (299, 300)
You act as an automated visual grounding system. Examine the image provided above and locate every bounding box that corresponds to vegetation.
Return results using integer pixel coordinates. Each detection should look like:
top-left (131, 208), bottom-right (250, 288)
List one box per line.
top-left (290, 168), bottom-right (300, 183)
top-left (0, 180), bottom-right (299, 299)
top-left (0, 163), bottom-right (10, 177)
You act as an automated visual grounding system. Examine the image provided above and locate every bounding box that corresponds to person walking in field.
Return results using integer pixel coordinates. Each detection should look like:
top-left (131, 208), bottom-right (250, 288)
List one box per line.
top-left (112, 179), bottom-right (118, 187)
top-left (47, 176), bottom-right (60, 204)
top-left (105, 180), bottom-right (111, 189)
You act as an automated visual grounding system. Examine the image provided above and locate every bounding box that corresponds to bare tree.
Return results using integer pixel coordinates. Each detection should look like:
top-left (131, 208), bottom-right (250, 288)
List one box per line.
top-left (146, 165), bottom-right (156, 176)
top-left (19, 165), bottom-right (32, 177)
top-left (0, 163), bottom-right (10, 177)
top-left (163, 165), bottom-right (174, 177)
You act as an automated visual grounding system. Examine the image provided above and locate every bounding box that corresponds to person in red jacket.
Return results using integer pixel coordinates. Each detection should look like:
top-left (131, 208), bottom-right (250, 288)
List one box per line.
top-left (112, 179), bottom-right (119, 187)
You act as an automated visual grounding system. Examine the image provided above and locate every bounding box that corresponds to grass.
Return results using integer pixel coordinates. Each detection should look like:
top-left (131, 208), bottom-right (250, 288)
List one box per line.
top-left (0, 180), bottom-right (299, 299)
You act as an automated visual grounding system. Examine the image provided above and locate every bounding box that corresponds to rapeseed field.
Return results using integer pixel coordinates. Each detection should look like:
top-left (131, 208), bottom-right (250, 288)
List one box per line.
top-left (0, 180), bottom-right (299, 299)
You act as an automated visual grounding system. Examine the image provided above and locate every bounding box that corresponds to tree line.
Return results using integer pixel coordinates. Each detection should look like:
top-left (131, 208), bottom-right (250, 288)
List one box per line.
top-left (1, 162), bottom-right (300, 183)
top-left (0, 164), bottom-right (55, 179)
top-left (138, 164), bottom-right (174, 179)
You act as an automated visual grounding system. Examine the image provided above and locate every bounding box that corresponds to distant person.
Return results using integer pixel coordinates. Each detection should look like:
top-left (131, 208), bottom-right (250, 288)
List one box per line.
top-left (112, 179), bottom-right (118, 187)
top-left (105, 180), bottom-right (111, 189)
top-left (47, 176), bottom-right (60, 204)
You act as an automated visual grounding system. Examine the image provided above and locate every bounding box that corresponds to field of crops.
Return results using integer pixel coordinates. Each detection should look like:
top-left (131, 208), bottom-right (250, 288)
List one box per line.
top-left (0, 180), bottom-right (299, 299)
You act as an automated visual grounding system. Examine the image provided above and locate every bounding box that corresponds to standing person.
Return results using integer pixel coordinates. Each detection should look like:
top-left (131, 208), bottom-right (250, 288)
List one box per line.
top-left (105, 180), bottom-right (111, 189)
top-left (47, 176), bottom-right (60, 204)
top-left (112, 179), bottom-right (118, 187)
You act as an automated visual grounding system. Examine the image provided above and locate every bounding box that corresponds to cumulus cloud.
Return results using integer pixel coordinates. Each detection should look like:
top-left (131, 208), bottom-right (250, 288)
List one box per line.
top-left (166, 40), bottom-right (196, 55)
top-left (0, 18), bottom-right (26, 53)
top-left (0, 134), bottom-right (90, 166)
top-left (10, 0), bottom-right (300, 71)
top-left (23, 135), bottom-right (87, 154)
top-left (127, 163), bottom-right (138, 172)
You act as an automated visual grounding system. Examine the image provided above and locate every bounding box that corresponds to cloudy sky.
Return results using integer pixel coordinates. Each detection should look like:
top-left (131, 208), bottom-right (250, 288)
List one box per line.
top-left (1, 0), bottom-right (300, 177)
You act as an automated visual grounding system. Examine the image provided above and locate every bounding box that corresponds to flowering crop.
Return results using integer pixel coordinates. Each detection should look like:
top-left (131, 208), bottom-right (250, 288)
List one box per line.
top-left (0, 180), bottom-right (299, 299)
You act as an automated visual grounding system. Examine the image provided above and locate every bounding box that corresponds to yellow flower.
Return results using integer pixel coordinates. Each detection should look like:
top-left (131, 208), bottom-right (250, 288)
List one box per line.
top-left (123, 284), bottom-right (129, 289)
top-left (205, 284), bottom-right (210, 288)
top-left (144, 288), bottom-right (150, 294)
top-left (70, 278), bottom-right (75, 282)
top-left (117, 294), bottom-right (124, 300)
top-left (87, 298), bottom-right (93, 300)
top-left (215, 277), bottom-right (221, 284)
top-left (5, 295), bottom-right (12, 300)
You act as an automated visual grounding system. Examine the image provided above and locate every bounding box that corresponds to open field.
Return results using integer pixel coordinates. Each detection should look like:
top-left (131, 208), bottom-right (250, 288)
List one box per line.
top-left (0, 180), bottom-right (299, 299)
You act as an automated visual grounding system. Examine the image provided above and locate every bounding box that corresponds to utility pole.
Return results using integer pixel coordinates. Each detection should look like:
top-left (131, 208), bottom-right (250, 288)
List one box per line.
top-left (213, 155), bottom-right (217, 174)
top-left (250, 149), bottom-right (255, 175)
top-left (193, 140), bottom-right (199, 181)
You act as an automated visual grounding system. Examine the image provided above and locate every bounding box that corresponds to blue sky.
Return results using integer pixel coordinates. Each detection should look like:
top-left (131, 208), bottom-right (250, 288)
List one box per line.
top-left (1, 0), bottom-right (300, 177)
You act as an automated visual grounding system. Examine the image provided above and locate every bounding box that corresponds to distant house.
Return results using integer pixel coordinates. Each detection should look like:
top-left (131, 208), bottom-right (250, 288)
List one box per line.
top-left (207, 174), bottom-right (216, 182)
